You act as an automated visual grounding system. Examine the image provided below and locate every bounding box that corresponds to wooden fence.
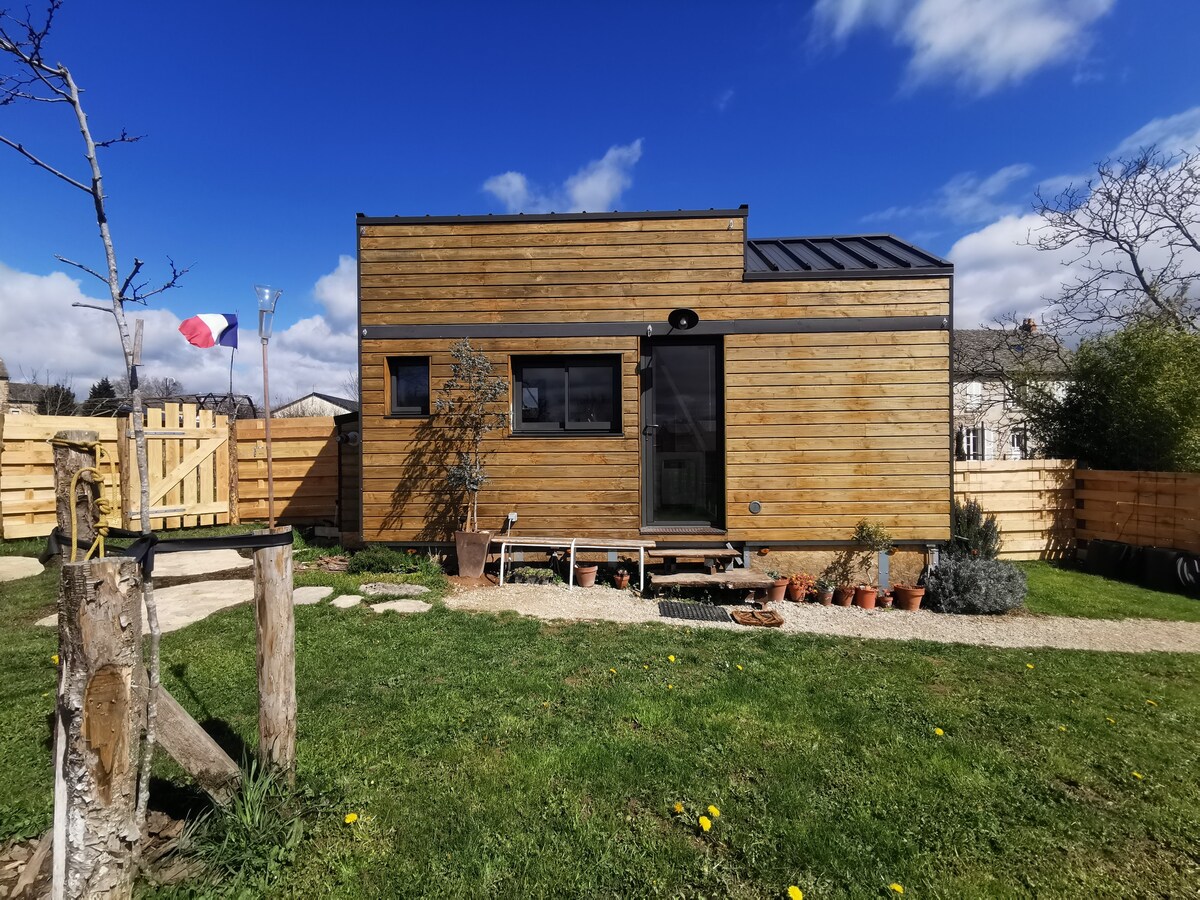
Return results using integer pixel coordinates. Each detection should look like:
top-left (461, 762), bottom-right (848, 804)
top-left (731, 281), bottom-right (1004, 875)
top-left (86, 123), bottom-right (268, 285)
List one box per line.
top-left (235, 417), bottom-right (340, 524)
top-left (953, 459), bottom-right (1076, 560)
top-left (1076, 469), bottom-right (1200, 554)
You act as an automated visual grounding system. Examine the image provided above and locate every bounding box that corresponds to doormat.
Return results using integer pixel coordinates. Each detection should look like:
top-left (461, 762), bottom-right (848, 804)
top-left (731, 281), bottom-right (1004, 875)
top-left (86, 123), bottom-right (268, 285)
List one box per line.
top-left (658, 601), bottom-right (731, 623)
top-left (730, 609), bottom-right (785, 628)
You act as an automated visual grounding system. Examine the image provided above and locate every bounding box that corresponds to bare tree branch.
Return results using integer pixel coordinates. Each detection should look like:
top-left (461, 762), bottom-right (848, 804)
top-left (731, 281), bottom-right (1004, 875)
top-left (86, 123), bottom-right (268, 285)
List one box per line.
top-left (71, 301), bottom-right (117, 315)
top-left (0, 134), bottom-right (89, 190)
top-left (95, 128), bottom-right (143, 149)
top-left (54, 253), bottom-right (107, 283)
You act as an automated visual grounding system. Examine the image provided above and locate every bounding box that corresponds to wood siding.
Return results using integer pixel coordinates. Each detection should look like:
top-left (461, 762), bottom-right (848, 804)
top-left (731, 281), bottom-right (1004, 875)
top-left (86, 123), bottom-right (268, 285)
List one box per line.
top-left (359, 214), bottom-right (952, 544)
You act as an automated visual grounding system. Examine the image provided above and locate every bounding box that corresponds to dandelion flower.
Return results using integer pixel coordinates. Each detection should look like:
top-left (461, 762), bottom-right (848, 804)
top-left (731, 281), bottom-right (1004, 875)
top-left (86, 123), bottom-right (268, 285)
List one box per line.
top-left (1132, 771), bottom-right (1144, 780)
top-left (644, 665), bottom-right (649, 670)
top-left (609, 668), bottom-right (617, 674)
top-left (889, 884), bottom-right (904, 894)
top-left (668, 655), bottom-right (676, 663)
top-left (667, 684), bottom-right (674, 690)
top-left (344, 812), bottom-right (359, 824)
top-left (788, 887), bottom-right (803, 900)
top-left (707, 805), bottom-right (720, 818)
top-left (51, 654), bottom-right (59, 665)
top-left (933, 727), bottom-right (944, 736)
top-left (1058, 725), bottom-right (1067, 732)
top-left (1106, 717), bottom-right (1116, 724)
top-left (736, 664), bottom-right (744, 671)
top-left (698, 815), bottom-right (712, 832)
top-left (1026, 663), bottom-right (1035, 670)
top-left (1145, 699), bottom-right (1158, 706)
top-left (673, 801), bottom-right (684, 814)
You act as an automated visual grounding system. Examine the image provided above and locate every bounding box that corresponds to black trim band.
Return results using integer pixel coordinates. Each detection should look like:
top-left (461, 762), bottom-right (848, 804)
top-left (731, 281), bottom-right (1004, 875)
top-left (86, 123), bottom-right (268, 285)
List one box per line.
top-left (357, 207), bottom-right (748, 226)
top-left (361, 315), bottom-right (949, 341)
top-left (744, 268), bottom-right (952, 282)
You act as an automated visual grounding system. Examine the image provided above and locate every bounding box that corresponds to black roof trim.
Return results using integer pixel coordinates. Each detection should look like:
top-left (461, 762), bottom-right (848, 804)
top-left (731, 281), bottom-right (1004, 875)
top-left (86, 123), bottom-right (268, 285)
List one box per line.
top-left (358, 206), bottom-right (749, 226)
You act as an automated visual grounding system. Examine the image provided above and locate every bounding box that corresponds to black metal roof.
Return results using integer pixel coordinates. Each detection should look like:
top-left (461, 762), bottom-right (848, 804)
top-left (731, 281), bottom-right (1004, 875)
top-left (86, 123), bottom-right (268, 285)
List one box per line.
top-left (357, 207), bottom-right (748, 226)
top-left (745, 235), bottom-right (951, 280)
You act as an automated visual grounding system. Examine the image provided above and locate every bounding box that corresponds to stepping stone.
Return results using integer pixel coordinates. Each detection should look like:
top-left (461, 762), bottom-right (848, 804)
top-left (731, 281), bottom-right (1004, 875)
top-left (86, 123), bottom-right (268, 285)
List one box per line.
top-left (331, 595), bottom-right (362, 609)
top-left (0, 557), bottom-right (43, 582)
top-left (359, 582), bottom-right (431, 598)
top-left (371, 599), bottom-right (432, 615)
top-left (154, 549), bottom-right (251, 579)
top-left (293, 586), bottom-right (334, 605)
top-left (37, 579), bottom-right (254, 633)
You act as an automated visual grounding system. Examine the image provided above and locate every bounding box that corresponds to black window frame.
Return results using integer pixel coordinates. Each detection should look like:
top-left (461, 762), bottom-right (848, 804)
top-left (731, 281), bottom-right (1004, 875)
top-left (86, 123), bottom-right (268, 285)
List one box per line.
top-left (511, 354), bottom-right (622, 436)
top-left (386, 356), bottom-right (431, 417)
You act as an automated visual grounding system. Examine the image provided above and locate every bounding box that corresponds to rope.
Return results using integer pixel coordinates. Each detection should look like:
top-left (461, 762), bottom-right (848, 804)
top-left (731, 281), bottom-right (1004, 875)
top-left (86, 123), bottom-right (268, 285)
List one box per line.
top-left (51, 437), bottom-right (118, 563)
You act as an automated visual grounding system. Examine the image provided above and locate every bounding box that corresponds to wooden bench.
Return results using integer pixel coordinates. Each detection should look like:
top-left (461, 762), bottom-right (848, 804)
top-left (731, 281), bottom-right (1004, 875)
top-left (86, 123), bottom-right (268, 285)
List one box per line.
top-left (496, 536), bottom-right (657, 591)
top-left (649, 569), bottom-right (775, 592)
top-left (647, 547), bottom-right (741, 574)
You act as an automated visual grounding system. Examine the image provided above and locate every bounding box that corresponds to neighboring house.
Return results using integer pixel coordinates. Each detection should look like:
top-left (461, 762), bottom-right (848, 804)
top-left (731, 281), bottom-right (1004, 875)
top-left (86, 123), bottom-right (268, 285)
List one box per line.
top-left (355, 206), bottom-right (953, 552)
top-left (273, 392), bottom-right (359, 418)
top-left (5, 382), bottom-right (46, 415)
top-left (952, 321), bottom-right (1069, 461)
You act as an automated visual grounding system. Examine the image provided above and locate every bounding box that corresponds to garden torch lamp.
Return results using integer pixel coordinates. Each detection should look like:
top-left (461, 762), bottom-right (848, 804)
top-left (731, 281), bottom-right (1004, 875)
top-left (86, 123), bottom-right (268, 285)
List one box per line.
top-left (255, 284), bottom-right (282, 529)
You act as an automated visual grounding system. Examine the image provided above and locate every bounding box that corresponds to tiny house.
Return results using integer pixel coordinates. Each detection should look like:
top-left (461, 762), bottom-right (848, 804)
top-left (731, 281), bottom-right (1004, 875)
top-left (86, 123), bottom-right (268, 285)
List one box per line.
top-left (356, 206), bottom-right (952, 560)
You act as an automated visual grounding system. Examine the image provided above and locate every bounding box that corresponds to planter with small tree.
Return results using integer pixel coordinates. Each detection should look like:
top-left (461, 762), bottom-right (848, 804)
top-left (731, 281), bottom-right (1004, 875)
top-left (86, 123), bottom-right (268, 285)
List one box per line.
top-left (435, 339), bottom-right (509, 578)
top-left (821, 519), bottom-right (894, 609)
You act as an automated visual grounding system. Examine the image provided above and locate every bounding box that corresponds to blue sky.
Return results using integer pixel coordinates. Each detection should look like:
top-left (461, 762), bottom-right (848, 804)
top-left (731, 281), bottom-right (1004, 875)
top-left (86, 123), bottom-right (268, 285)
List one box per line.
top-left (2, 0), bottom-right (1198, 401)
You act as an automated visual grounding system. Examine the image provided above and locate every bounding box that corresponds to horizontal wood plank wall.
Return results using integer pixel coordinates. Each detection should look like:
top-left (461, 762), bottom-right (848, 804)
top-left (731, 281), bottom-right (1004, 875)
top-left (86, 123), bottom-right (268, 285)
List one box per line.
top-left (1076, 469), bottom-right (1200, 553)
top-left (954, 460), bottom-right (1076, 559)
top-left (359, 215), bottom-right (952, 544)
top-left (236, 418), bottom-right (339, 524)
top-left (0, 414), bottom-right (123, 539)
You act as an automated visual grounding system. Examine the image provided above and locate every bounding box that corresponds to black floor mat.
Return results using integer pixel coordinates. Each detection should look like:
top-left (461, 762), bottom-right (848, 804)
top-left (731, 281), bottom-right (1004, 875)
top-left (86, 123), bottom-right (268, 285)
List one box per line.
top-left (658, 601), bottom-right (731, 623)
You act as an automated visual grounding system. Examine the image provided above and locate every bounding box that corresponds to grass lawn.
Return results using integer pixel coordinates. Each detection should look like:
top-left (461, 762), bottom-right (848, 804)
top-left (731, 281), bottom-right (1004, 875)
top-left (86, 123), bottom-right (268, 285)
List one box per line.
top-left (1021, 560), bottom-right (1200, 622)
top-left (2, 544), bottom-right (1199, 897)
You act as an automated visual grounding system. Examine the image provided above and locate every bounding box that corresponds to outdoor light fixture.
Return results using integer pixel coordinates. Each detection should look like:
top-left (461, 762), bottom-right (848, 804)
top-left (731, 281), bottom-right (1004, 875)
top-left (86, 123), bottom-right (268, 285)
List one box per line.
top-left (254, 284), bottom-right (283, 529)
top-left (668, 307), bottom-right (699, 330)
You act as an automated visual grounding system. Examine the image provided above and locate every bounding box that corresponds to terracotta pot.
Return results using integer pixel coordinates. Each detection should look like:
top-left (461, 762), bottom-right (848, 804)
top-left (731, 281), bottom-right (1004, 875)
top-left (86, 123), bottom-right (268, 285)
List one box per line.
top-left (832, 586), bottom-right (855, 607)
top-left (575, 563), bottom-right (599, 587)
top-left (892, 584), bottom-right (926, 611)
top-left (766, 577), bottom-right (788, 602)
top-left (454, 530), bottom-right (492, 578)
top-left (613, 573), bottom-right (630, 589)
top-left (817, 588), bottom-right (834, 606)
top-left (785, 582), bottom-right (805, 602)
top-left (853, 586), bottom-right (878, 609)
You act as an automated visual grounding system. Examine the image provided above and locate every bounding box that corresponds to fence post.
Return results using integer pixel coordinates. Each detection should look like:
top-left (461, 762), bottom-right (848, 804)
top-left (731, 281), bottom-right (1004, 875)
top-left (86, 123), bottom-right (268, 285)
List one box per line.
top-left (227, 417), bottom-right (240, 525)
top-left (52, 430), bottom-right (101, 553)
top-left (253, 526), bottom-right (296, 781)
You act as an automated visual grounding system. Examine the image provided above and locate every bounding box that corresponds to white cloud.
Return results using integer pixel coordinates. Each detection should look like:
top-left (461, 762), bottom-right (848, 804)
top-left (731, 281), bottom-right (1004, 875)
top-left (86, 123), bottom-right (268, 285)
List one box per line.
top-left (867, 163), bottom-right (1033, 225)
top-left (1112, 105), bottom-right (1200, 157)
top-left (0, 258), bottom-right (358, 405)
top-left (813, 0), bottom-right (1115, 94)
top-left (715, 88), bottom-right (735, 112)
top-left (482, 140), bottom-right (644, 213)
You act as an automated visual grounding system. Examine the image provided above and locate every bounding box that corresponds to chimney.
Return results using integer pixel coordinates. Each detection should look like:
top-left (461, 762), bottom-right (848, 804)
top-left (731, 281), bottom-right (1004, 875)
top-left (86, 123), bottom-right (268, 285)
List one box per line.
top-left (1019, 318), bottom-right (1037, 334)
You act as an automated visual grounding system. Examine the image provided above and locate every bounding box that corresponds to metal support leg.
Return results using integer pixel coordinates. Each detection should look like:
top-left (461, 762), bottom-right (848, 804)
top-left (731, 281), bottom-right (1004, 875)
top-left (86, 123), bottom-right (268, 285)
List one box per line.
top-left (499, 543), bottom-right (507, 586)
top-left (639, 547), bottom-right (645, 592)
top-left (568, 539), bottom-right (576, 589)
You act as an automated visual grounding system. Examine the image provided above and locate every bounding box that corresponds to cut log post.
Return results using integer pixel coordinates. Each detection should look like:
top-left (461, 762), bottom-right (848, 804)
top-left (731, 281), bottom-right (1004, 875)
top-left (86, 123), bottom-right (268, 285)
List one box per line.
top-left (52, 557), bottom-right (146, 900)
top-left (253, 526), bottom-right (296, 781)
top-left (155, 688), bottom-right (241, 805)
top-left (52, 430), bottom-right (101, 555)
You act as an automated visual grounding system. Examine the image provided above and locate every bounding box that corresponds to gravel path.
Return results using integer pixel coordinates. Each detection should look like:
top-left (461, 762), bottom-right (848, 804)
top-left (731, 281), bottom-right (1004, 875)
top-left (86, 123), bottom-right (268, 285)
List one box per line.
top-left (443, 583), bottom-right (1200, 653)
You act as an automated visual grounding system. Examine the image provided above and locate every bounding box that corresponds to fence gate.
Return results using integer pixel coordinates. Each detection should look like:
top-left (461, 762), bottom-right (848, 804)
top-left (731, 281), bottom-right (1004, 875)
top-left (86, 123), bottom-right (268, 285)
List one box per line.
top-left (123, 403), bottom-right (231, 530)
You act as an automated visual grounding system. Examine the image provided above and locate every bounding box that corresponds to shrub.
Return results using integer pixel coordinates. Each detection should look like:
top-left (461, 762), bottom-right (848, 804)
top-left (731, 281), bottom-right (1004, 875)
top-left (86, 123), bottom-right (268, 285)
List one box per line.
top-left (347, 547), bottom-right (443, 578)
top-left (925, 554), bottom-right (1027, 615)
top-left (948, 498), bottom-right (1002, 560)
top-left (509, 566), bottom-right (562, 585)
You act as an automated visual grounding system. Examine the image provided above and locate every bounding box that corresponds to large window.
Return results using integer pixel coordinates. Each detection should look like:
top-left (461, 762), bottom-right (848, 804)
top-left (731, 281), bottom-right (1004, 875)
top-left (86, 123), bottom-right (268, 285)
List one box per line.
top-left (387, 356), bottom-right (430, 416)
top-left (512, 355), bottom-right (621, 435)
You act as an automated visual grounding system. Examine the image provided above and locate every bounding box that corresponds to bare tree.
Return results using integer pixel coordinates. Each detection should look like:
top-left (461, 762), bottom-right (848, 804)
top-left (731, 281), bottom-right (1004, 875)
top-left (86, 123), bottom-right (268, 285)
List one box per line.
top-left (1, 0), bottom-right (188, 856)
top-left (340, 368), bottom-right (359, 401)
top-left (1031, 146), bottom-right (1200, 334)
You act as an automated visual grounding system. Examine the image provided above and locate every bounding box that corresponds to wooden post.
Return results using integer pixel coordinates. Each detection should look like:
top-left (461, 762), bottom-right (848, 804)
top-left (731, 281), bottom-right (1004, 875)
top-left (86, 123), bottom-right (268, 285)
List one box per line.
top-left (253, 526), bottom-right (295, 780)
top-left (52, 430), bottom-right (101, 553)
top-left (227, 416), bottom-right (240, 525)
top-left (53, 557), bottom-right (146, 900)
top-left (155, 689), bottom-right (240, 805)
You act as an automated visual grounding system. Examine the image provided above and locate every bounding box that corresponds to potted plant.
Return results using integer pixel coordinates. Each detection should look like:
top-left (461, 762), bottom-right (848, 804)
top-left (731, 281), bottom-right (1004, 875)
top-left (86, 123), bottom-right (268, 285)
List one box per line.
top-left (765, 570), bottom-right (788, 602)
top-left (814, 577), bottom-right (835, 606)
top-left (850, 519), bottom-right (893, 610)
top-left (891, 583), bottom-right (926, 611)
top-left (821, 554), bottom-right (856, 606)
top-left (612, 567), bottom-right (631, 589)
top-left (435, 339), bottom-right (509, 578)
top-left (786, 571), bottom-right (815, 602)
top-left (575, 561), bottom-right (599, 587)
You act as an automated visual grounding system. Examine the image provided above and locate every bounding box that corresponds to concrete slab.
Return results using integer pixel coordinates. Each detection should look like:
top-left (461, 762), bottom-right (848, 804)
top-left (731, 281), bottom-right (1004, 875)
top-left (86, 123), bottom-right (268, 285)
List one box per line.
top-left (153, 550), bottom-right (251, 579)
top-left (37, 578), bottom-right (254, 633)
top-left (0, 557), bottom-right (43, 582)
top-left (371, 599), bottom-right (432, 614)
top-left (359, 582), bottom-right (431, 598)
top-left (294, 586), bottom-right (334, 605)
top-left (331, 595), bottom-right (362, 609)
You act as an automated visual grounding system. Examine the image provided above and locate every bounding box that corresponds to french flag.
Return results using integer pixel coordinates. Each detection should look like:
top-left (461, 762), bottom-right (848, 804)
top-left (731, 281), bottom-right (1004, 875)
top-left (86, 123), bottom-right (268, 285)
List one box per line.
top-left (179, 314), bottom-right (238, 349)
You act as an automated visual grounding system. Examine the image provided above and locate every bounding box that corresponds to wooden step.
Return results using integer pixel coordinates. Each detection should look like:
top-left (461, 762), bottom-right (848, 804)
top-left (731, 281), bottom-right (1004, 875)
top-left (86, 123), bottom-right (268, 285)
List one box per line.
top-left (650, 570), bottom-right (774, 590)
top-left (648, 548), bottom-right (740, 559)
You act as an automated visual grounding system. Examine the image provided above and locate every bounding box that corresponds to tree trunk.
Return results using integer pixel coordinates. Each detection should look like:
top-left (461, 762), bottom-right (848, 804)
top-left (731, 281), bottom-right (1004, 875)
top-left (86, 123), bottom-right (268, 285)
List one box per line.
top-left (53, 558), bottom-right (146, 900)
top-left (52, 430), bottom-right (101, 555)
top-left (253, 527), bottom-right (296, 781)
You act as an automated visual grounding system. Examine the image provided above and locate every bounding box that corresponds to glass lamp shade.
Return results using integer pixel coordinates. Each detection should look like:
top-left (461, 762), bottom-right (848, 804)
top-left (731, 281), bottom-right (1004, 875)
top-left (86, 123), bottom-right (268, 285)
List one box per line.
top-left (254, 284), bottom-right (282, 340)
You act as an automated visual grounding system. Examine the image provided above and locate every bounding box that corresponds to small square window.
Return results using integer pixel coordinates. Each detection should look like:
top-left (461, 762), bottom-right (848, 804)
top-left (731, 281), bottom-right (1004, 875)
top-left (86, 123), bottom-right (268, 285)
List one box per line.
top-left (387, 357), bottom-right (430, 416)
top-left (512, 355), bottom-right (621, 435)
